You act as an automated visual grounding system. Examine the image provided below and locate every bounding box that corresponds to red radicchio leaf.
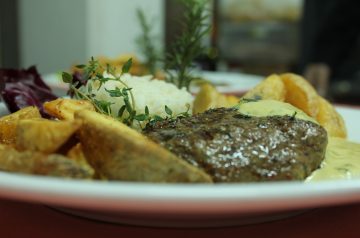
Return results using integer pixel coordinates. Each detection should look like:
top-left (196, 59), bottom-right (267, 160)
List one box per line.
top-left (0, 66), bottom-right (58, 117)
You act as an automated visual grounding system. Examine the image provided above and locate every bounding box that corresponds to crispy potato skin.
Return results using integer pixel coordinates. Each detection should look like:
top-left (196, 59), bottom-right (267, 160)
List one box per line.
top-left (241, 73), bottom-right (347, 138)
top-left (44, 98), bottom-right (95, 120)
top-left (281, 73), bottom-right (319, 118)
top-left (193, 83), bottom-right (239, 114)
top-left (316, 97), bottom-right (347, 138)
top-left (75, 110), bottom-right (212, 183)
top-left (194, 75), bottom-right (286, 114)
top-left (16, 119), bottom-right (81, 153)
top-left (280, 73), bottom-right (347, 138)
top-left (0, 107), bottom-right (41, 145)
top-left (71, 54), bottom-right (149, 76)
top-left (67, 143), bottom-right (95, 176)
top-left (243, 74), bottom-right (286, 101)
top-left (0, 144), bottom-right (93, 179)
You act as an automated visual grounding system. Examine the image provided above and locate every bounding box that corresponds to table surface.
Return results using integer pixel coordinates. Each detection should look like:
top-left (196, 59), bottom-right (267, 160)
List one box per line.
top-left (1, 198), bottom-right (359, 238)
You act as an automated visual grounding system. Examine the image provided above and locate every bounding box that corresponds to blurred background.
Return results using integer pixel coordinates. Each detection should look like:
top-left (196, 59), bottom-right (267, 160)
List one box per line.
top-left (1, 0), bottom-right (360, 104)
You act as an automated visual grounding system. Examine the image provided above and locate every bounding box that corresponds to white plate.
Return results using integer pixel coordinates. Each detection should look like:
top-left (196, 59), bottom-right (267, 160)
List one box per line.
top-left (198, 71), bottom-right (263, 94)
top-left (0, 106), bottom-right (359, 227)
top-left (1, 75), bottom-right (360, 227)
top-left (43, 71), bottom-right (264, 97)
top-left (2, 173), bottom-right (360, 227)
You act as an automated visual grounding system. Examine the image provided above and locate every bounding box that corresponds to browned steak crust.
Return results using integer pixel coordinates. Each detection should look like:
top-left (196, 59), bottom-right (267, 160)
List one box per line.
top-left (143, 108), bottom-right (328, 182)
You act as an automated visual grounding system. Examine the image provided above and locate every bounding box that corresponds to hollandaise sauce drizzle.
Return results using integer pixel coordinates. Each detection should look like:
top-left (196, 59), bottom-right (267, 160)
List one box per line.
top-left (306, 137), bottom-right (360, 181)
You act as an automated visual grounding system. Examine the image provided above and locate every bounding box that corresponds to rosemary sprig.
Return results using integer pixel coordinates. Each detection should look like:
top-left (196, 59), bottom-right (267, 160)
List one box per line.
top-left (165, 0), bottom-right (211, 90)
top-left (136, 8), bottom-right (159, 76)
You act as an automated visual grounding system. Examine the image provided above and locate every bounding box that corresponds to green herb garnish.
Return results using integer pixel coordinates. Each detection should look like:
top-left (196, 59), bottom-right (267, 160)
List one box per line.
top-left (165, 105), bottom-right (173, 117)
top-left (241, 98), bottom-right (260, 103)
top-left (233, 98), bottom-right (260, 109)
top-left (165, 0), bottom-right (211, 90)
top-left (233, 113), bottom-right (252, 120)
top-left (62, 72), bottom-right (73, 83)
top-left (136, 8), bottom-right (160, 76)
top-left (62, 57), bottom-right (189, 129)
top-left (62, 57), bottom-right (139, 126)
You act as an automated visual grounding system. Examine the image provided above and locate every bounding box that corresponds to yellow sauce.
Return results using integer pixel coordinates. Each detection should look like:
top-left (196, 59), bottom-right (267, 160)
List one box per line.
top-left (237, 100), bottom-right (318, 124)
top-left (236, 100), bottom-right (360, 181)
top-left (306, 137), bottom-right (360, 181)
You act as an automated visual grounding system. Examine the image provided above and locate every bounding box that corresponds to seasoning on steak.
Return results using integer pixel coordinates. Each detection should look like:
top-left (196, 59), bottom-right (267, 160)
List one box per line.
top-left (143, 107), bottom-right (328, 182)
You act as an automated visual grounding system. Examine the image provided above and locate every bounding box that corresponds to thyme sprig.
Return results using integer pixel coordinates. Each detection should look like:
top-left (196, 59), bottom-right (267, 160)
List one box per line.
top-left (63, 57), bottom-right (134, 115)
top-left (291, 111), bottom-right (298, 120)
top-left (62, 57), bottom-right (141, 126)
top-left (62, 57), bottom-right (189, 128)
top-left (165, 0), bottom-right (211, 90)
top-left (233, 98), bottom-right (259, 109)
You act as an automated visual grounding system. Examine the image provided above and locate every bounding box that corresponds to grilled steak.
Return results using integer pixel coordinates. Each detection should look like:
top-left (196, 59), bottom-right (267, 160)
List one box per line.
top-left (143, 108), bottom-right (328, 182)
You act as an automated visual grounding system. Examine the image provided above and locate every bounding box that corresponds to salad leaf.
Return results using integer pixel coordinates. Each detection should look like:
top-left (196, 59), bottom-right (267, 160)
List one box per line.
top-left (0, 66), bottom-right (57, 117)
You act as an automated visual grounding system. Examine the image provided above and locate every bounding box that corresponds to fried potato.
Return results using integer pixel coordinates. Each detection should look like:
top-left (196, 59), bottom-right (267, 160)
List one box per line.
top-left (0, 144), bottom-right (93, 179)
top-left (193, 83), bottom-right (239, 114)
top-left (281, 73), bottom-right (319, 118)
top-left (0, 106), bottom-right (41, 145)
top-left (72, 55), bottom-right (148, 76)
top-left (67, 143), bottom-right (87, 163)
top-left (75, 110), bottom-right (212, 183)
top-left (225, 94), bottom-right (240, 106)
top-left (316, 97), bottom-right (347, 138)
top-left (67, 143), bottom-right (95, 176)
top-left (16, 118), bottom-right (81, 153)
top-left (44, 98), bottom-right (95, 120)
top-left (242, 74), bottom-right (286, 101)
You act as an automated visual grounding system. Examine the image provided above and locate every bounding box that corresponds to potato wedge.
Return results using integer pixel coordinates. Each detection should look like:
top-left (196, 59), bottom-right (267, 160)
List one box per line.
top-left (0, 144), bottom-right (93, 178)
top-left (193, 83), bottom-right (219, 114)
top-left (193, 83), bottom-right (239, 114)
top-left (316, 97), bottom-right (347, 138)
top-left (225, 94), bottom-right (240, 106)
top-left (67, 143), bottom-right (88, 164)
top-left (0, 106), bottom-right (41, 145)
top-left (242, 74), bottom-right (286, 101)
top-left (44, 98), bottom-right (95, 120)
top-left (281, 73), bottom-right (319, 118)
top-left (16, 118), bottom-right (81, 153)
top-left (75, 110), bottom-right (212, 183)
top-left (67, 143), bottom-right (95, 176)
